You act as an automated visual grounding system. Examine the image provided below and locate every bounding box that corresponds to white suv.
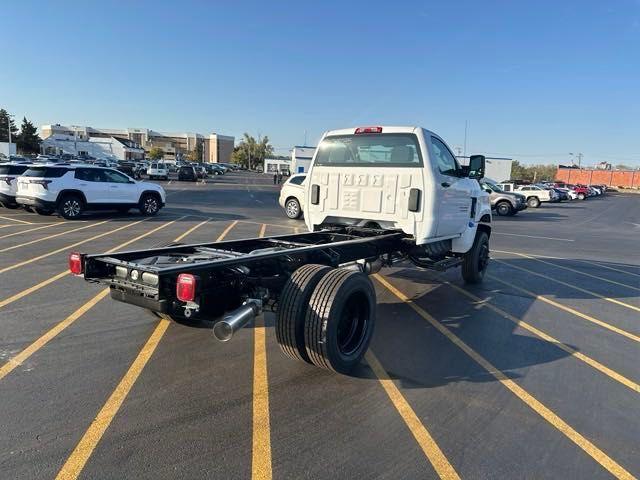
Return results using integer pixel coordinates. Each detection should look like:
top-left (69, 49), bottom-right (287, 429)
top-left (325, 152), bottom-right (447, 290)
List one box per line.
top-left (514, 185), bottom-right (557, 208)
top-left (0, 163), bottom-right (31, 208)
top-left (16, 165), bottom-right (166, 219)
top-left (278, 174), bottom-right (306, 218)
top-left (147, 162), bottom-right (169, 180)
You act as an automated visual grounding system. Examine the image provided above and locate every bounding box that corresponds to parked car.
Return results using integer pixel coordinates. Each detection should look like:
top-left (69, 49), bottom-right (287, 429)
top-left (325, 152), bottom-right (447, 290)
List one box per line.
top-left (570, 185), bottom-right (590, 200)
top-left (117, 161), bottom-right (143, 180)
top-left (479, 178), bottom-right (527, 216)
top-left (278, 173), bottom-right (306, 218)
top-left (0, 163), bottom-right (31, 208)
top-left (15, 165), bottom-right (165, 219)
top-left (514, 184), bottom-right (557, 208)
top-left (147, 162), bottom-right (169, 180)
top-left (178, 165), bottom-right (198, 182)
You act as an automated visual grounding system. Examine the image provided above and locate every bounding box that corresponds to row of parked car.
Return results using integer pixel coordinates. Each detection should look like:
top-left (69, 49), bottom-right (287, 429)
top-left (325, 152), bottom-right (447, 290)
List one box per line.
top-left (277, 174), bottom-right (609, 220)
top-left (0, 161), bottom-right (166, 219)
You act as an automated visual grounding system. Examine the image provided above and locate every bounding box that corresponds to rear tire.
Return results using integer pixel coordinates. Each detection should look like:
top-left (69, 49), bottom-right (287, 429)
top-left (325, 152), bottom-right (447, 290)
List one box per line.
top-left (304, 268), bottom-right (376, 374)
top-left (58, 194), bottom-right (84, 219)
top-left (495, 201), bottom-right (513, 216)
top-left (276, 264), bottom-right (332, 363)
top-left (577, 193), bottom-right (585, 200)
top-left (139, 193), bottom-right (161, 216)
top-left (284, 198), bottom-right (302, 219)
top-left (527, 196), bottom-right (541, 208)
top-left (461, 231), bottom-right (490, 284)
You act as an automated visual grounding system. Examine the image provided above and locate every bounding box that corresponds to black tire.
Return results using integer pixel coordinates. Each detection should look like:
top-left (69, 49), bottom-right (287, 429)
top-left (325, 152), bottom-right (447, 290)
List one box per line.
top-left (35, 207), bottom-right (54, 216)
top-left (58, 194), bottom-right (84, 219)
top-left (284, 198), bottom-right (302, 219)
top-left (527, 196), bottom-right (541, 208)
top-left (276, 264), bottom-right (332, 363)
top-left (461, 231), bottom-right (490, 284)
top-left (305, 268), bottom-right (376, 374)
top-left (139, 193), bottom-right (161, 216)
top-left (495, 201), bottom-right (513, 216)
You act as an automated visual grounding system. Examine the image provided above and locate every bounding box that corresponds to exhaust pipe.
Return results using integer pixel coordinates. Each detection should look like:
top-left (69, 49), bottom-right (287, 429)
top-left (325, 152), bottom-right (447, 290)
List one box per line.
top-left (213, 299), bottom-right (262, 342)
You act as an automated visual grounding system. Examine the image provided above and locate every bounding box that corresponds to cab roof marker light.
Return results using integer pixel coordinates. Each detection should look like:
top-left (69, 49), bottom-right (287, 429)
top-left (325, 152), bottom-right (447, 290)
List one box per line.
top-left (354, 126), bottom-right (383, 134)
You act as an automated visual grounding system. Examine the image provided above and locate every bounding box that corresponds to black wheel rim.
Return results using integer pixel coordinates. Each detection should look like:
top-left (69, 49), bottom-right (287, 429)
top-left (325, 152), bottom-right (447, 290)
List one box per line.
top-left (63, 200), bottom-right (80, 217)
top-left (337, 292), bottom-right (369, 356)
top-left (478, 242), bottom-right (490, 272)
top-left (144, 197), bottom-right (158, 213)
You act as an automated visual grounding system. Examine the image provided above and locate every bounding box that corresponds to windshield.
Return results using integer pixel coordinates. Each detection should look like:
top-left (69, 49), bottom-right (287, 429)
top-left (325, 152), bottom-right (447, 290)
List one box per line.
top-left (482, 180), bottom-right (503, 192)
top-left (314, 134), bottom-right (422, 167)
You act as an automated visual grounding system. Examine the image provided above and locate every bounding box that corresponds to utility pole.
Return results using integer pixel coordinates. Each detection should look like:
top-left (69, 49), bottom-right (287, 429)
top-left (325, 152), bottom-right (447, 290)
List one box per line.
top-left (577, 153), bottom-right (583, 168)
top-left (7, 113), bottom-right (14, 158)
top-left (463, 120), bottom-right (468, 157)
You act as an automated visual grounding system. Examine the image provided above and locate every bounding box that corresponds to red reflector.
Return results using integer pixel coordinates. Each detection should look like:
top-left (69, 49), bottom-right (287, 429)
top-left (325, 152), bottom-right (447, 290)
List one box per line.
top-left (354, 126), bottom-right (383, 134)
top-left (176, 273), bottom-right (196, 302)
top-left (69, 252), bottom-right (83, 275)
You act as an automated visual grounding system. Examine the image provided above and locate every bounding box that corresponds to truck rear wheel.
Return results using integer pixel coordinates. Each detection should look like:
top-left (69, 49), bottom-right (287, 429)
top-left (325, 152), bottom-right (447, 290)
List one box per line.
top-left (276, 264), bottom-right (332, 363)
top-left (527, 196), bottom-right (541, 208)
top-left (304, 268), bottom-right (376, 374)
top-left (461, 231), bottom-right (490, 284)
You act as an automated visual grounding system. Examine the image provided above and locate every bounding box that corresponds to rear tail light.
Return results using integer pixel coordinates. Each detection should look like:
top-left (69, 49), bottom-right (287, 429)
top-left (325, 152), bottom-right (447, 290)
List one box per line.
top-left (354, 126), bottom-right (383, 134)
top-left (176, 273), bottom-right (196, 302)
top-left (29, 179), bottom-right (53, 190)
top-left (69, 252), bottom-right (84, 275)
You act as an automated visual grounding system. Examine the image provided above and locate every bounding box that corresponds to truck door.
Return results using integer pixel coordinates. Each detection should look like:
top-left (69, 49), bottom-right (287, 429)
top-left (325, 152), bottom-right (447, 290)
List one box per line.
top-left (430, 136), bottom-right (473, 237)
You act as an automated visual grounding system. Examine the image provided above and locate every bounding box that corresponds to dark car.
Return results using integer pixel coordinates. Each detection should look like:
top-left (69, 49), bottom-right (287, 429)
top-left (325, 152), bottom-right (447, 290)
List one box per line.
top-left (178, 165), bottom-right (197, 181)
top-left (117, 162), bottom-right (142, 179)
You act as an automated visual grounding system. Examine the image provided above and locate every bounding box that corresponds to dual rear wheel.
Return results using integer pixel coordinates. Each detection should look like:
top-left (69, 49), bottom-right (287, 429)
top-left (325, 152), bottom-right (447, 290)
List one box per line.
top-left (276, 265), bottom-right (376, 374)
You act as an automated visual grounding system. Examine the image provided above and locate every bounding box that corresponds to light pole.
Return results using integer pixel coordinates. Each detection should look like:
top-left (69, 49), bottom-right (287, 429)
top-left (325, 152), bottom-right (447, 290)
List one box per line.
top-left (7, 114), bottom-right (15, 158)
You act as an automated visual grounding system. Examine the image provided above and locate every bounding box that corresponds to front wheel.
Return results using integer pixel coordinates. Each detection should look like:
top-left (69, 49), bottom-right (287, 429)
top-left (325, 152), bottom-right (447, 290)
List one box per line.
top-left (577, 193), bottom-right (585, 200)
top-left (139, 193), bottom-right (161, 215)
top-left (58, 194), bottom-right (84, 219)
top-left (527, 196), bottom-right (541, 208)
top-left (461, 231), bottom-right (490, 284)
top-left (284, 198), bottom-right (302, 219)
top-left (495, 201), bottom-right (513, 216)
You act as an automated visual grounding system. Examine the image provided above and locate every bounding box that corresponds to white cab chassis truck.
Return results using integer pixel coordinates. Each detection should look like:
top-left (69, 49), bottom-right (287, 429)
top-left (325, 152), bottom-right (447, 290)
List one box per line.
top-left (76, 126), bottom-right (491, 375)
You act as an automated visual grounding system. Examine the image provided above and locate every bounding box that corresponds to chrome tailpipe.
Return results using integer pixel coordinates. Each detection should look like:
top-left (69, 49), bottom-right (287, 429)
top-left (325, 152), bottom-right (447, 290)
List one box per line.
top-left (213, 299), bottom-right (262, 342)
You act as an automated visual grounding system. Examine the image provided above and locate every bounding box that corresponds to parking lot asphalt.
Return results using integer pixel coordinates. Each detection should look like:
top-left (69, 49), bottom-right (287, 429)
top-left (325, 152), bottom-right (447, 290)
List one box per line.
top-left (0, 171), bottom-right (638, 479)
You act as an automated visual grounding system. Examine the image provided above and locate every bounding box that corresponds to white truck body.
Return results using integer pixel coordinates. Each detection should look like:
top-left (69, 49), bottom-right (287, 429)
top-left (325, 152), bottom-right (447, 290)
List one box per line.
top-left (304, 126), bottom-right (490, 254)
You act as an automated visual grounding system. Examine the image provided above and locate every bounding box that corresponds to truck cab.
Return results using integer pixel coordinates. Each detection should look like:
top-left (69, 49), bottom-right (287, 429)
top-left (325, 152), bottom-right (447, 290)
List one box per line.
top-left (305, 126), bottom-right (491, 255)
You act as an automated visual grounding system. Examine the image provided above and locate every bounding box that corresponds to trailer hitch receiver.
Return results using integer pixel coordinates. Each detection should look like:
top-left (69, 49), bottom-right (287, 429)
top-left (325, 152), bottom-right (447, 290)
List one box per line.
top-left (213, 299), bottom-right (262, 342)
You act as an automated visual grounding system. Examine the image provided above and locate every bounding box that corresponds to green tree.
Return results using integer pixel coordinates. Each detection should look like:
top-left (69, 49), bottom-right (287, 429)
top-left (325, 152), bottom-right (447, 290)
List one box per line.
top-left (232, 133), bottom-right (274, 169)
top-left (0, 109), bottom-right (19, 143)
top-left (615, 164), bottom-right (632, 170)
top-left (148, 147), bottom-right (164, 160)
top-left (16, 117), bottom-right (42, 154)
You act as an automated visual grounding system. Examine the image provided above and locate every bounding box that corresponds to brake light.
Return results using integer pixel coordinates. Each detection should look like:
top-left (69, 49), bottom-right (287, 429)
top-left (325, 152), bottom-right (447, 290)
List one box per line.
top-left (176, 273), bottom-right (196, 302)
top-left (29, 179), bottom-right (52, 190)
top-left (354, 126), bottom-right (383, 134)
top-left (69, 252), bottom-right (83, 275)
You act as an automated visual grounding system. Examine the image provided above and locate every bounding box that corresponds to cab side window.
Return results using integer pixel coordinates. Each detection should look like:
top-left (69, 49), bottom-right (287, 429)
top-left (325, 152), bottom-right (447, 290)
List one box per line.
top-left (431, 137), bottom-right (460, 176)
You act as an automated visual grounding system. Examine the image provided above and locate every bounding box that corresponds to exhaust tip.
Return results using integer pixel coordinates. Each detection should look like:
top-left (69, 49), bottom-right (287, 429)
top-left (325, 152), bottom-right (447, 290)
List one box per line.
top-left (213, 321), bottom-right (234, 342)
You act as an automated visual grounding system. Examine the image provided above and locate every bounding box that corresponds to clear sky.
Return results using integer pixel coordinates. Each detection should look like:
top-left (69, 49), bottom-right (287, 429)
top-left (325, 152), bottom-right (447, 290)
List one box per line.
top-left (2, 0), bottom-right (639, 165)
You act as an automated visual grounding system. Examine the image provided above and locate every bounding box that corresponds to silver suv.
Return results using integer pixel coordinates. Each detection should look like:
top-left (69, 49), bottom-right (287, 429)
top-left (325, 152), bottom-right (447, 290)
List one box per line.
top-left (480, 178), bottom-right (527, 216)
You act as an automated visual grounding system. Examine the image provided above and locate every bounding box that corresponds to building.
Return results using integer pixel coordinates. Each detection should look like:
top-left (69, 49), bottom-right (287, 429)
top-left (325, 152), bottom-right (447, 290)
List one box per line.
top-left (556, 166), bottom-right (640, 188)
top-left (291, 146), bottom-right (316, 174)
top-left (41, 124), bottom-right (234, 163)
top-left (263, 158), bottom-right (291, 174)
top-left (42, 134), bottom-right (145, 161)
top-left (0, 142), bottom-right (17, 159)
top-left (457, 156), bottom-right (513, 183)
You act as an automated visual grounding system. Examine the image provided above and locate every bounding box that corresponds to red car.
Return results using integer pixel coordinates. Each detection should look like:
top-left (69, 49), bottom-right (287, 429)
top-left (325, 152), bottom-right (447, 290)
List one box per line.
top-left (571, 184), bottom-right (590, 200)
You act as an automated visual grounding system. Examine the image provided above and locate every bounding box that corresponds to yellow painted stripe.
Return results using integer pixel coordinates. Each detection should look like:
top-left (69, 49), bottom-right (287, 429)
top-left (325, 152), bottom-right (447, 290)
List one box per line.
top-left (0, 222), bottom-right (65, 239)
top-left (0, 288), bottom-right (110, 380)
top-left (494, 249), bottom-right (640, 292)
top-left (0, 220), bottom-right (110, 253)
top-left (103, 217), bottom-right (185, 254)
top-left (0, 215), bottom-right (32, 224)
top-left (55, 319), bottom-right (170, 480)
top-left (217, 220), bottom-right (239, 241)
top-left (442, 279), bottom-right (639, 393)
top-left (487, 274), bottom-right (640, 343)
top-left (373, 274), bottom-right (635, 480)
top-left (294, 227), bottom-right (300, 234)
top-left (493, 259), bottom-right (640, 313)
top-left (0, 219), bottom-right (143, 274)
top-left (366, 351), bottom-right (460, 479)
top-left (252, 223), bottom-right (272, 480)
top-left (173, 219), bottom-right (209, 242)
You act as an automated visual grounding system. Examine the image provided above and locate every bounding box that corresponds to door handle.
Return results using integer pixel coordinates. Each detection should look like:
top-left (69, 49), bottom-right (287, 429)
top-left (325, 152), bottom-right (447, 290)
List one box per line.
top-left (441, 182), bottom-right (451, 188)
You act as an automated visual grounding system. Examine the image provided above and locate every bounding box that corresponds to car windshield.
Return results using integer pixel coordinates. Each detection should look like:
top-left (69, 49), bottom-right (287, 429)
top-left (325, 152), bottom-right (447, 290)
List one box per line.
top-left (315, 133), bottom-right (422, 166)
top-left (483, 180), bottom-right (503, 192)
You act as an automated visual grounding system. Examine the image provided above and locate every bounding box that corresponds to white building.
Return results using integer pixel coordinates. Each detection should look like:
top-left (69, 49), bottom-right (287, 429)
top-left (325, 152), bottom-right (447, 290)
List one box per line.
top-left (457, 156), bottom-right (513, 183)
top-left (263, 158), bottom-right (291, 174)
top-left (0, 142), bottom-right (17, 159)
top-left (42, 134), bottom-right (145, 161)
top-left (291, 146), bottom-right (315, 174)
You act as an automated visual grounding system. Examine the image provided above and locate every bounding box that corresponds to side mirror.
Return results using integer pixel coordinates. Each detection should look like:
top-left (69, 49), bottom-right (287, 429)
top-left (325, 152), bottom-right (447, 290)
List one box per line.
top-left (468, 155), bottom-right (485, 179)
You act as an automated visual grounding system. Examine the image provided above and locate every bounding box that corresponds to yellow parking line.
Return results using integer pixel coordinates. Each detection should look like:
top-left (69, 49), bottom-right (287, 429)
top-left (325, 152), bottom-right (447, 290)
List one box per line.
top-left (172, 219), bottom-right (209, 243)
top-left (0, 222), bottom-right (66, 240)
top-left (252, 223), bottom-right (271, 480)
top-left (509, 252), bottom-right (640, 278)
top-left (494, 249), bottom-right (640, 292)
top-left (53, 219), bottom-right (239, 479)
top-left (55, 319), bottom-right (170, 480)
top-left (366, 351), bottom-right (460, 479)
top-left (218, 220), bottom-right (239, 241)
top-left (487, 274), bottom-right (640, 343)
top-left (0, 289), bottom-right (110, 380)
top-left (0, 215), bottom-right (32, 224)
top-left (493, 259), bottom-right (640, 313)
top-left (374, 274), bottom-right (635, 480)
top-left (0, 220), bottom-right (110, 253)
top-left (441, 279), bottom-right (639, 394)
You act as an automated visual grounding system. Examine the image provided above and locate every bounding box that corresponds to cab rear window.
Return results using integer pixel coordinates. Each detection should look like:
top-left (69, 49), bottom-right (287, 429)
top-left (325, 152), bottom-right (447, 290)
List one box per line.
top-left (22, 167), bottom-right (69, 178)
top-left (314, 133), bottom-right (422, 167)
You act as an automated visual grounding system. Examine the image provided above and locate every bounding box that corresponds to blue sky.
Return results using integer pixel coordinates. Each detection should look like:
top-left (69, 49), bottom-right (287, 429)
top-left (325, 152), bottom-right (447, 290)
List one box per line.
top-left (2, 0), bottom-right (639, 165)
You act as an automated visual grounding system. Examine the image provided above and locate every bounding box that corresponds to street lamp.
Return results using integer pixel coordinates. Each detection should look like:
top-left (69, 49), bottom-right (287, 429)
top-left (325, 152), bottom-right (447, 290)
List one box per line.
top-left (7, 113), bottom-right (15, 158)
